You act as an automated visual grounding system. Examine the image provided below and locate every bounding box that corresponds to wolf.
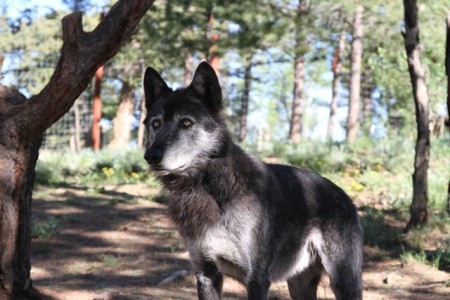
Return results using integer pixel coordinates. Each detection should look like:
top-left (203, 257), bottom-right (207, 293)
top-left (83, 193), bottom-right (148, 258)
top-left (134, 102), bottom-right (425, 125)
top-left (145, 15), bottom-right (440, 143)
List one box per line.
top-left (143, 62), bottom-right (363, 300)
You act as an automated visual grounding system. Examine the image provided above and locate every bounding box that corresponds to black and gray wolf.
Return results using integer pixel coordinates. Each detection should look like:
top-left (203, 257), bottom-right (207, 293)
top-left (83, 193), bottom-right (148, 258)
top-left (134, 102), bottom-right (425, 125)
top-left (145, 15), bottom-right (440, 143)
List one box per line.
top-left (143, 62), bottom-right (363, 300)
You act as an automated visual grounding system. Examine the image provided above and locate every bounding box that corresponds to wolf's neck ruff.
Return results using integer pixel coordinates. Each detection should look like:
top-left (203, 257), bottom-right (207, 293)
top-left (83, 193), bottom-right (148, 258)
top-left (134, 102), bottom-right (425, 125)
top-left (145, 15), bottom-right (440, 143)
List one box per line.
top-left (160, 143), bottom-right (259, 238)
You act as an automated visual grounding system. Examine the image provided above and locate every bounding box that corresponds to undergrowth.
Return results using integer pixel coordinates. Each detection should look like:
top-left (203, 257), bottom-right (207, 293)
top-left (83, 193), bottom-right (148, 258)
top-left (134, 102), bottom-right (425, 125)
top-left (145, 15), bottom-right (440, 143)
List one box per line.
top-left (35, 136), bottom-right (450, 270)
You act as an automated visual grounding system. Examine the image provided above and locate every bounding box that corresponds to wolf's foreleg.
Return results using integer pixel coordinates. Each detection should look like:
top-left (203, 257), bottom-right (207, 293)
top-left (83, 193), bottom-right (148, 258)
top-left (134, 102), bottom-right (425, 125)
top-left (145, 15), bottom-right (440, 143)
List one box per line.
top-left (246, 276), bottom-right (270, 300)
top-left (195, 261), bottom-right (223, 300)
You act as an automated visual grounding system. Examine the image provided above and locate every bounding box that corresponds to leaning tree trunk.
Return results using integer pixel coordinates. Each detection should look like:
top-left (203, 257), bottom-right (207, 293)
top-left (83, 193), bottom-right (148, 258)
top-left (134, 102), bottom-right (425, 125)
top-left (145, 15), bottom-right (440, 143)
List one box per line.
top-left (238, 55), bottom-right (253, 143)
top-left (0, 1), bottom-right (154, 299)
top-left (346, 5), bottom-right (363, 143)
top-left (402, 0), bottom-right (431, 231)
top-left (109, 81), bottom-right (135, 148)
top-left (327, 25), bottom-right (346, 141)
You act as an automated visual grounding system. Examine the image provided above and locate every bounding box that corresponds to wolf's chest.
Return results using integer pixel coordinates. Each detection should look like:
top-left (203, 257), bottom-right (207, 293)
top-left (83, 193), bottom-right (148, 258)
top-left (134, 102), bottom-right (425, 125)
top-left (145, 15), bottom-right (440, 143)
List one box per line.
top-left (187, 204), bottom-right (263, 284)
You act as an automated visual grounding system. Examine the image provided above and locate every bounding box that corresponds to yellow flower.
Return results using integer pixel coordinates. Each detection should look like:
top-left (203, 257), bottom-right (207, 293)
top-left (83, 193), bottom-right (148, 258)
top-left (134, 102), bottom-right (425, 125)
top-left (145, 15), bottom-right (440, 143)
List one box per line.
top-left (130, 172), bottom-right (140, 179)
top-left (374, 163), bottom-right (382, 171)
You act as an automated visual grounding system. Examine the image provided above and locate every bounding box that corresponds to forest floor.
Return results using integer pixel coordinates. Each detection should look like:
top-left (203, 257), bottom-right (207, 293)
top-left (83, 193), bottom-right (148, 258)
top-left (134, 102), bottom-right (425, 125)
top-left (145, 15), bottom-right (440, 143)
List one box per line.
top-left (30, 183), bottom-right (450, 300)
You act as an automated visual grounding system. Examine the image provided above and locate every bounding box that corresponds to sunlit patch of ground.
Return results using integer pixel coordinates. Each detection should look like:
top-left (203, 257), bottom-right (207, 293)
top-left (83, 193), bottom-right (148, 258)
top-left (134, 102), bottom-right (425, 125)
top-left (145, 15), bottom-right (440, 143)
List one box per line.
top-left (31, 185), bottom-right (449, 299)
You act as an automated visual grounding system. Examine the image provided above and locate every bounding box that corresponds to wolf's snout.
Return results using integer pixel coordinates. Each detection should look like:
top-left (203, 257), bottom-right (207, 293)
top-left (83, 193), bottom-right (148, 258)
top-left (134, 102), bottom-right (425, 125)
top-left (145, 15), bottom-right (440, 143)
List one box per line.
top-left (144, 149), bottom-right (163, 165)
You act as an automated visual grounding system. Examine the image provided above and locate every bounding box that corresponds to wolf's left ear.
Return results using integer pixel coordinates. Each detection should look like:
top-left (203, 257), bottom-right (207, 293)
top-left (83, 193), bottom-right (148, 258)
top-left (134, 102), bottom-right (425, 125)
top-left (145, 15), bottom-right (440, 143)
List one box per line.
top-left (143, 67), bottom-right (172, 110)
top-left (189, 62), bottom-right (222, 113)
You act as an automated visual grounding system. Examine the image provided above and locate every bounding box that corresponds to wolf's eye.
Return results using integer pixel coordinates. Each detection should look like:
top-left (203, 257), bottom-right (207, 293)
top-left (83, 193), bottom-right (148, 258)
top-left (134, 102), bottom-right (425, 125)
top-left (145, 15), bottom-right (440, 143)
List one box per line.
top-left (180, 118), bottom-right (193, 128)
top-left (151, 119), bottom-right (161, 128)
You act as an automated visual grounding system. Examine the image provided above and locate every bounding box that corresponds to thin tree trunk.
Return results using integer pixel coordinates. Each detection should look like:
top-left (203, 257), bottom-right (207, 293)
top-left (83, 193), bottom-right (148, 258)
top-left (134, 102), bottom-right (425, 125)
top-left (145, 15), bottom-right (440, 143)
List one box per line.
top-left (327, 26), bottom-right (346, 141)
top-left (109, 81), bottom-right (135, 148)
top-left (184, 51), bottom-right (194, 86)
top-left (289, 55), bottom-right (305, 142)
top-left (446, 12), bottom-right (450, 127)
top-left (137, 92), bottom-right (147, 149)
top-left (346, 5), bottom-right (363, 143)
top-left (0, 55), bottom-right (4, 81)
top-left (402, 0), bottom-right (431, 231)
top-left (361, 70), bottom-right (373, 134)
top-left (445, 13), bottom-right (450, 215)
top-left (205, 6), bottom-right (220, 74)
top-left (238, 56), bottom-right (253, 143)
top-left (74, 100), bottom-right (81, 152)
top-left (0, 1), bottom-right (154, 298)
top-left (446, 13), bottom-right (450, 215)
top-left (288, 0), bottom-right (309, 143)
top-left (92, 65), bottom-right (104, 150)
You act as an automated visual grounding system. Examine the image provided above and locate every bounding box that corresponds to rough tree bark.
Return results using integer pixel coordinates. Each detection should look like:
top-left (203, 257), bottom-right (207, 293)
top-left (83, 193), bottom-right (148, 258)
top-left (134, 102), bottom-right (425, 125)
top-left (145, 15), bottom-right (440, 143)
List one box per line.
top-left (402, 0), bottom-right (431, 231)
top-left (0, 1), bottom-right (154, 299)
top-left (346, 5), bottom-right (363, 143)
top-left (446, 12), bottom-right (450, 127)
top-left (109, 81), bottom-right (135, 148)
top-left (238, 55), bottom-right (253, 143)
top-left (445, 13), bottom-right (450, 214)
top-left (288, 0), bottom-right (309, 143)
top-left (327, 25), bottom-right (346, 141)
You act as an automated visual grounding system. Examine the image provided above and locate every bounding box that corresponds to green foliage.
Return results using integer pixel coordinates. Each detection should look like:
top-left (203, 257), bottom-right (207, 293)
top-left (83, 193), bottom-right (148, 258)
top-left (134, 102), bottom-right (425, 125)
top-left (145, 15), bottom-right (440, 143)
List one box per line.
top-left (32, 217), bottom-right (61, 239)
top-left (98, 254), bottom-right (119, 267)
top-left (259, 136), bottom-right (449, 211)
top-left (36, 148), bottom-right (160, 187)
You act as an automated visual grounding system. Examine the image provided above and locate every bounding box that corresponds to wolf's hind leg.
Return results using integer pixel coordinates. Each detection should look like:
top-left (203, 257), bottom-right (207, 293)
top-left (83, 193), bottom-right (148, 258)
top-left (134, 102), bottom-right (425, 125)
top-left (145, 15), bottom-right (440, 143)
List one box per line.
top-left (195, 261), bottom-right (223, 300)
top-left (320, 229), bottom-right (363, 300)
top-left (286, 262), bottom-right (322, 300)
top-left (326, 262), bottom-right (362, 300)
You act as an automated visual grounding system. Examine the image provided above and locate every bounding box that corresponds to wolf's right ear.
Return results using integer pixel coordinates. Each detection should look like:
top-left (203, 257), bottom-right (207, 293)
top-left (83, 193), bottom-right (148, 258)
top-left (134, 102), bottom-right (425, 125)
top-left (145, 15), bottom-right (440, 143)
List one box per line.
top-left (189, 62), bottom-right (222, 113)
top-left (143, 67), bottom-right (172, 110)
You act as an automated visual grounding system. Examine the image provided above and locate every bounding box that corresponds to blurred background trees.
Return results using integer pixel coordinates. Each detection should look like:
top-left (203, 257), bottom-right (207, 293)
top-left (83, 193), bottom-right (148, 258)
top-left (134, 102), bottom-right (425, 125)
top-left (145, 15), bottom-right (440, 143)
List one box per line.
top-left (1, 0), bottom-right (449, 224)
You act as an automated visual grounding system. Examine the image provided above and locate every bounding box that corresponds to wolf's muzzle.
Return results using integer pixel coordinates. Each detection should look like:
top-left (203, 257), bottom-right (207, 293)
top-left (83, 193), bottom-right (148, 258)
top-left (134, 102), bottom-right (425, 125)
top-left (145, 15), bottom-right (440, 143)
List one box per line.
top-left (144, 149), bottom-right (163, 165)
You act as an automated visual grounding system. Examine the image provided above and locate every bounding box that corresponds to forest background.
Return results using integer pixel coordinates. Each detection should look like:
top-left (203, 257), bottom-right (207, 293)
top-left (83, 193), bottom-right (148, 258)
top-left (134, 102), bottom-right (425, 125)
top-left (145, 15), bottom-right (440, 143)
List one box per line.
top-left (0, 0), bottom-right (449, 299)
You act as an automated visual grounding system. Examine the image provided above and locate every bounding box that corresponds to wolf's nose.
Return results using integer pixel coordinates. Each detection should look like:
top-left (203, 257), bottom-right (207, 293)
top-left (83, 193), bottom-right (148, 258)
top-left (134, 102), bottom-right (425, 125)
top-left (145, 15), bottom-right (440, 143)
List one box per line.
top-left (144, 150), bottom-right (163, 164)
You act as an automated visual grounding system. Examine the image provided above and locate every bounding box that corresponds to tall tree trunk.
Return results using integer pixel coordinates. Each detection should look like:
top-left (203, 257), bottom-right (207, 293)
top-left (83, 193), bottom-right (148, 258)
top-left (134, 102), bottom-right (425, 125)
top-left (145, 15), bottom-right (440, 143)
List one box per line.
top-left (288, 0), bottom-right (309, 143)
top-left (205, 6), bottom-right (220, 74)
top-left (109, 81), bottom-right (135, 148)
top-left (446, 13), bottom-right (450, 215)
top-left (0, 1), bottom-right (154, 298)
top-left (402, 0), bottom-right (431, 231)
top-left (238, 56), bottom-right (253, 143)
top-left (361, 70), bottom-right (373, 134)
top-left (0, 55), bottom-right (4, 81)
top-left (327, 26), bottom-right (346, 141)
top-left (183, 51), bottom-right (194, 85)
top-left (346, 5), bottom-right (363, 143)
top-left (91, 12), bottom-right (105, 151)
top-left (137, 93), bottom-right (147, 149)
top-left (70, 100), bottom-right (81, 153)
top-left (446, 12), bottom-right (450, 127)
top-left (137, 63), bottom-right (147, 149)
top-left (91, 65), bottom-right (104, 150)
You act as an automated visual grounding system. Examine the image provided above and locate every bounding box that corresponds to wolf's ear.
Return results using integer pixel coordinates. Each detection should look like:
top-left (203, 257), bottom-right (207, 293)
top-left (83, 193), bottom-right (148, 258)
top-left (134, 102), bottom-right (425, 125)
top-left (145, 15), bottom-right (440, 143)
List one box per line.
top-left (189, 62), bottom-right (222, 113)
top-left (143, 67), bottom-right (172, 110)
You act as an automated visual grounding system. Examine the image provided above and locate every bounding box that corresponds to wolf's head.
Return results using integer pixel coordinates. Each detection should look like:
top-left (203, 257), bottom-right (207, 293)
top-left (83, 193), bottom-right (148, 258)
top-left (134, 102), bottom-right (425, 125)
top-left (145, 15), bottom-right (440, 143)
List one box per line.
top-left (143, 62), bottom-right (229, 175)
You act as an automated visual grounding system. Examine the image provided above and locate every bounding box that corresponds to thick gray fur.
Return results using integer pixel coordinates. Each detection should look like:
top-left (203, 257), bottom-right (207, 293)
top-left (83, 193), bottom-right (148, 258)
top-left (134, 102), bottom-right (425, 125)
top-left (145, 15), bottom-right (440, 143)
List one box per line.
top-left (143, 62), bottom-right (363, 300)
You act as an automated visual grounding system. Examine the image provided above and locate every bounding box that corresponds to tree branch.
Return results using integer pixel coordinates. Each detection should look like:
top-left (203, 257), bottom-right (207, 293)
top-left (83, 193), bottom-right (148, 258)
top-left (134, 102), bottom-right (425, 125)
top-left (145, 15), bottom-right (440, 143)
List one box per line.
top-left (15, 0), bottom-right (155, 139)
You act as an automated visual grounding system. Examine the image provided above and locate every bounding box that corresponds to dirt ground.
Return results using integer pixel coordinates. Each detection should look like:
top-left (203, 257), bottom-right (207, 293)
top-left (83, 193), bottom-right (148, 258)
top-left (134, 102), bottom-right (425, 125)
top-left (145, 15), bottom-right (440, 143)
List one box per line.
top-left (30, 184), bottom-right (449, 300)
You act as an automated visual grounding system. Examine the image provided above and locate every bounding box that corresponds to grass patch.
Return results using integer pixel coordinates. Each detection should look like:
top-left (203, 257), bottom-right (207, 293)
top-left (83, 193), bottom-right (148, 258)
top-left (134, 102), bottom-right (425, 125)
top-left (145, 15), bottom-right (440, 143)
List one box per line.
top-left (32, 217), bottom-right (61, 239)
top-left (98, 254), bottom-right (119, 267)
top-left (36, 148), bottom-right (160, 187)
